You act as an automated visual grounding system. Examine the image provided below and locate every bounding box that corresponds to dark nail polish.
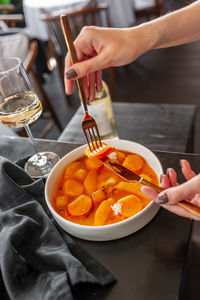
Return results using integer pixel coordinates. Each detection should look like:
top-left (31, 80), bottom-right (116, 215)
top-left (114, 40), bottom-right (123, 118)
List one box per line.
top-left (160, 174), bottom-right (163, 184)
top-left (157, 193), bottom-right (169, 204)
top-left (65, 69), bottom-right (78, 79)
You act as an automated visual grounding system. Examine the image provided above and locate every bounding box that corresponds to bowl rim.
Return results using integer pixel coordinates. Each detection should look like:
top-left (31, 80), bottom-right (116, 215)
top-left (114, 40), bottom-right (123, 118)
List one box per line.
top-left (45, 139), bottom-right (163, 230)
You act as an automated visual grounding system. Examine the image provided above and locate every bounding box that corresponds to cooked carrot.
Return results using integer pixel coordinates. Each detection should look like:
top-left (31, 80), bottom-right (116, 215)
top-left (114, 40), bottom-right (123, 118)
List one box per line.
top-left (63, 179), bottom-right (84, 196)
top-left (84, 170), bottom-right (97, 194)
top-left (68, 195), bottom-right (92, 217)
top-left (123, 154), bottom-right (144, 172)
top-left (94, 200), bottom-right (113, 226)
top-left (91, 189), bottom-right (106, 206)
top-left (84, 157), bottom-right (103, 171)
top-left (84, 142), bottom-right (114, 159)
top-left (115, 150), bottom-right (125, 162)
top-left (104, 175), bottom-right (119, 187)
top-left (55, 195), bottom-right (68, 209)
top-left (64, 161), bottom-right (82, 180)
top-left (140, 174), bottom-right (152, 182)
top-left (74, 168), bottom-right (87, 182)
top-left (117, 195), bottom-right (142, 217)
top-left (117, 181), bottom-right (139, 194)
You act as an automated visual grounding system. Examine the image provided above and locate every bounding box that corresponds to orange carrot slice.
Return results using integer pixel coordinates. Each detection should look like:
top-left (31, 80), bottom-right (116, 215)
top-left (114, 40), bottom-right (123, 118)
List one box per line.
top-left (84, 157), bottom-right (103, 171)
top-left (94, 199), bottom-right (113, 226)
top-left (68, 195), bottom-right (92, 217)
top-left (117, 181), bottom-right (139, 193)
top-left (64, 161), bottom-right (82, 180)
top-left (91, 189), bottom-right (106, 206)
top-left (140, 174), bottom-right (152, 182)
top-left (123, 154), bottom-right (144, 172)
top-left (84, 142), bottom-right (114, 159)
top-left (115, 150), bottom-right (125, 162)
top-left (63, 179), bottom-right (84, 196)
top-left (55, 195), bottom-right (68, 209)
top-left (117, 195), bottom-right (142, 217)
top-left (84, 170), bottom-right (97, 194)
top-left (74, 168), bottom-right (87, 182)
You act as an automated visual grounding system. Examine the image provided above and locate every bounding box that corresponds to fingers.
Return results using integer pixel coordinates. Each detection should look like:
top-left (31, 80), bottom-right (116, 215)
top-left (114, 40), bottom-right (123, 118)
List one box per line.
top-left (180, 159), bottom-right (196, 180)
top-left (88, 72), bottom-right (96, 102)
top-left (141, 185), bottom-right (200, 220)
top-left (64, 54), bottom-right (75, 95)
top-left (166, 168), bottom-right (178, 187)
top-left (160, 174), bottom-right (170, 188)
top-left (157, 174), bottom-right (200, 205)
top-left (96, 70), bottom-right (103, 92)
top-left (65, 51), bottom-right (109, 80)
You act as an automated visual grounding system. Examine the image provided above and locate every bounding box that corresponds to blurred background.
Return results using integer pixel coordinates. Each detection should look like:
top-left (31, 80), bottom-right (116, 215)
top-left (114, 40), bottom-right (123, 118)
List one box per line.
top-left (0, 0), bottom-right (200, 152)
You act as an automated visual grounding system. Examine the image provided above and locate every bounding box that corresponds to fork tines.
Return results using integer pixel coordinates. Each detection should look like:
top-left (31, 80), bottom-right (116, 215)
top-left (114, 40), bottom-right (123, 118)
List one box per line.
top-left (82, 119), bottom-right (102, 152)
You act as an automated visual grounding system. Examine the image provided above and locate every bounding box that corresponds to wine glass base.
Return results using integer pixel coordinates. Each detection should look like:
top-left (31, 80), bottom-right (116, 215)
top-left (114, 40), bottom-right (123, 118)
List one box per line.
top-left (25, 152), bottom-right (60, 178)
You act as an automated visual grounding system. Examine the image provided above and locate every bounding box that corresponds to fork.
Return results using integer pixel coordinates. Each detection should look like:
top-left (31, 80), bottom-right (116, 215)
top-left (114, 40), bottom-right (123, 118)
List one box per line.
top-left (60, 14), bottom-right (103, 152)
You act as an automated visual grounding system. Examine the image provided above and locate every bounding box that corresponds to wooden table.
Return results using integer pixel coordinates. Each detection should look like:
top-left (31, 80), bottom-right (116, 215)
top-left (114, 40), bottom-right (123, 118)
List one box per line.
top-left (0, 136), bottom-right (200, 300)
top-left (58, 102), bottom-right (197, 153)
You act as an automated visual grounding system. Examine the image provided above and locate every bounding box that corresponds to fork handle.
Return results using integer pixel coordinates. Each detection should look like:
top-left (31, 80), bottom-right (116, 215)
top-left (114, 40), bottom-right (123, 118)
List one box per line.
top-left (140, 178), bottom-right (200, 217)
top-left (60, 14), bottom-right (88, 112)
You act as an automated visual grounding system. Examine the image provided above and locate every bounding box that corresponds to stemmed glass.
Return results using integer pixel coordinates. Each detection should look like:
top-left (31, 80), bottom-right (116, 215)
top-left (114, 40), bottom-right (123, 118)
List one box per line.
top-left (0, 57), bottom-right (60, 178)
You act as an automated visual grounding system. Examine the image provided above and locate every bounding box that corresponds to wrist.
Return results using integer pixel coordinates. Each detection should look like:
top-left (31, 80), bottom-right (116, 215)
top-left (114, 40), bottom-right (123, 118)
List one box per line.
top-left (128, 22), bottom-right (161, 60)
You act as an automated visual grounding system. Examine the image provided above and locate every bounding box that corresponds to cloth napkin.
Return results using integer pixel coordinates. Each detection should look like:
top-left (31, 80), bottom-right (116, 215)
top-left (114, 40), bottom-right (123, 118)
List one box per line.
top-left (0, 156), bottom-right (116, 300)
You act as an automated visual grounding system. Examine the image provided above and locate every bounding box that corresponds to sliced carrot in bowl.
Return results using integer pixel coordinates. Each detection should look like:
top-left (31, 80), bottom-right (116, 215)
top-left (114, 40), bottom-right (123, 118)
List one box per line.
top-left (84, 142), bottom-right (114, 159)
top-left (117, 195), bottom-right (143, 217)
top-left (67, 194), bottom-right (92, 217)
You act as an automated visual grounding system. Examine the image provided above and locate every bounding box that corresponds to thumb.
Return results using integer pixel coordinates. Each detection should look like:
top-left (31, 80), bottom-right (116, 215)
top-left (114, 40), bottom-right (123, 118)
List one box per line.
top-left (65, 53), bottom-right (108, 79)
top-left (158, 173), bottom-right (200, 205)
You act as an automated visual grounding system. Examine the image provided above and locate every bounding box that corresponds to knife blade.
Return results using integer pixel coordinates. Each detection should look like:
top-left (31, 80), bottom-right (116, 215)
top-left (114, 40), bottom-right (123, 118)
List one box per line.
top-left (99, 156), bottom-right (200, 217)
top-left (100, 156), bottom-right (162, 193)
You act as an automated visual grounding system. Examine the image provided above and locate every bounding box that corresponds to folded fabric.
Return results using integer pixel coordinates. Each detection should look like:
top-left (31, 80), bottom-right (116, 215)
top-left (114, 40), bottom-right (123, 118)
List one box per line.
top-left (0, 156), bottom-right (116, 300)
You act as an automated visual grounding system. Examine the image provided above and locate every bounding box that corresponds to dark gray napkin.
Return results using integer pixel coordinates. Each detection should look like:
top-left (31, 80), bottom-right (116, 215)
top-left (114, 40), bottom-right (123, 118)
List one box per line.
top-left (0, 156), bottom-right (116, 300)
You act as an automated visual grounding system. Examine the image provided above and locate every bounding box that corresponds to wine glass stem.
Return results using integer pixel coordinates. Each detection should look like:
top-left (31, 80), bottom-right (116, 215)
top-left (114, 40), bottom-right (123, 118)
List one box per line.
top-left (25, 124), bottom-right (42, 159)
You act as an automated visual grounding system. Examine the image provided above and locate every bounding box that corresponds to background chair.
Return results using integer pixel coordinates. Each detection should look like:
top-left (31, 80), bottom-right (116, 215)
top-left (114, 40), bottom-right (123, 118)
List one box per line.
top-left (134, 0), bottom-right (165, 21)
top-left (41, 2), bottom-right (115, 99)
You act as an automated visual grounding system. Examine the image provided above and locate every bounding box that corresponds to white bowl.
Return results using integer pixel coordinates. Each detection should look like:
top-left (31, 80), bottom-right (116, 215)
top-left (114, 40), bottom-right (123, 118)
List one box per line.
top-left (45, 139), bottom-right (163, 241)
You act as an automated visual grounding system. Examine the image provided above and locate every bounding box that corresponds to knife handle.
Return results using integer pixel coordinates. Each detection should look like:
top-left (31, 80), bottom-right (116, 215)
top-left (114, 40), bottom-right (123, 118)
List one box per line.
top-left (140, 179), bottom-right (200, 217)
top-left (140, 178), bottom-right (163, 193)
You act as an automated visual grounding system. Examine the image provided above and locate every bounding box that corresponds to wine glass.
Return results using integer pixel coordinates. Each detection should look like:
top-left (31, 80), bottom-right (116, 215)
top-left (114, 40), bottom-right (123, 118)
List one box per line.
top-left (0, 57), bottom-right (60, 178)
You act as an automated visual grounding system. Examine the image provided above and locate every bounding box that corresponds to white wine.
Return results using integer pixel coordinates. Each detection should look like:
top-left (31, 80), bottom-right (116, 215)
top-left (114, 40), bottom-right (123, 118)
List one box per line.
top-left (0, 91), bottom-right (43, 128)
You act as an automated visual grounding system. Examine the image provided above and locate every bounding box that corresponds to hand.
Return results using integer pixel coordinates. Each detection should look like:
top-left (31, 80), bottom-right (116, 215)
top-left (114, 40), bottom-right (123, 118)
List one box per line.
top-left (64, 26), bottom-right (153, 100)
top-left (141, 160), bottom-right (200, 220)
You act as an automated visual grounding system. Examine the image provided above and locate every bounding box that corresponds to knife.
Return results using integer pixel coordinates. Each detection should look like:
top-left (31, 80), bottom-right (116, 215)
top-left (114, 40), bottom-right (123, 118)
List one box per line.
top-left (100, 156), bottom-right (200, 217)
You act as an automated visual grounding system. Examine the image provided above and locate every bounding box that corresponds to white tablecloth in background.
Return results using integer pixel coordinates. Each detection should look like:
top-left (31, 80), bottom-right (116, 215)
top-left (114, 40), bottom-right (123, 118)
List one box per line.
top-left (23, 0), bottom-right (136, 41)
top-left (23, 0), bottom-right (88, 40)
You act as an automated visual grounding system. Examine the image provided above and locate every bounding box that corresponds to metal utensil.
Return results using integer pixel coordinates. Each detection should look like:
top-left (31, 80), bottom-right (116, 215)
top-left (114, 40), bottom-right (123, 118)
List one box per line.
top-left (100, 156), bottom-right (200, 218)
top-left (60, 14), bottom-right (102, 152)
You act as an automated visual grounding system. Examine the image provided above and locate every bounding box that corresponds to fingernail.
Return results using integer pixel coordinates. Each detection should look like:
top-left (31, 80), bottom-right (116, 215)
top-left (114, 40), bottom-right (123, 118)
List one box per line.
top-left (160, 174), bottom-right (163, 184)
top-left (157, 193), bottom-right (169, 204)
top-left (65, 69), bottom-right (78, 79)
top-left (180, 160), bottom-right (184, 168)
top-left (166, 168), bottom-right (170, 176)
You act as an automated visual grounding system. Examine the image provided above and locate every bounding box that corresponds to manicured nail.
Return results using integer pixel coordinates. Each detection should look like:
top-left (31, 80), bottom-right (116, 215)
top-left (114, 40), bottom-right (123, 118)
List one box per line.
top-left (157, 193), bottom-right (169, 204)
top-left (166, 168), bottom-right (170, 176)
top-left (160, 174), bottom-right (163, 184)
top-left (65, 69), bottom-right (78, 79)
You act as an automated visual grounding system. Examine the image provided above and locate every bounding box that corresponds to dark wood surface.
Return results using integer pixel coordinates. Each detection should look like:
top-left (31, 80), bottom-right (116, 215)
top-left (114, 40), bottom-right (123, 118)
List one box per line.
top-left (1, 136), bottom-right (200, 300)
top-left (58, 102), bottom-right (196, 153)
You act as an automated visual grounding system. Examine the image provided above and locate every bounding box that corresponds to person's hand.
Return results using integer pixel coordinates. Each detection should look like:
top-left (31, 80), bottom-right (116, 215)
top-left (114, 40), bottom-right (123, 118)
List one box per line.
top-left (141, 160), bottom-right (200, 220)
top-left (64, 26), bottom-right (154, 100)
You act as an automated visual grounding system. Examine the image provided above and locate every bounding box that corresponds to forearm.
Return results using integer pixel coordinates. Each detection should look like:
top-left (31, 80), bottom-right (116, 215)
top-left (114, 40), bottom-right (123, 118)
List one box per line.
top-left (132, 0), bottom-right (200, 54)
